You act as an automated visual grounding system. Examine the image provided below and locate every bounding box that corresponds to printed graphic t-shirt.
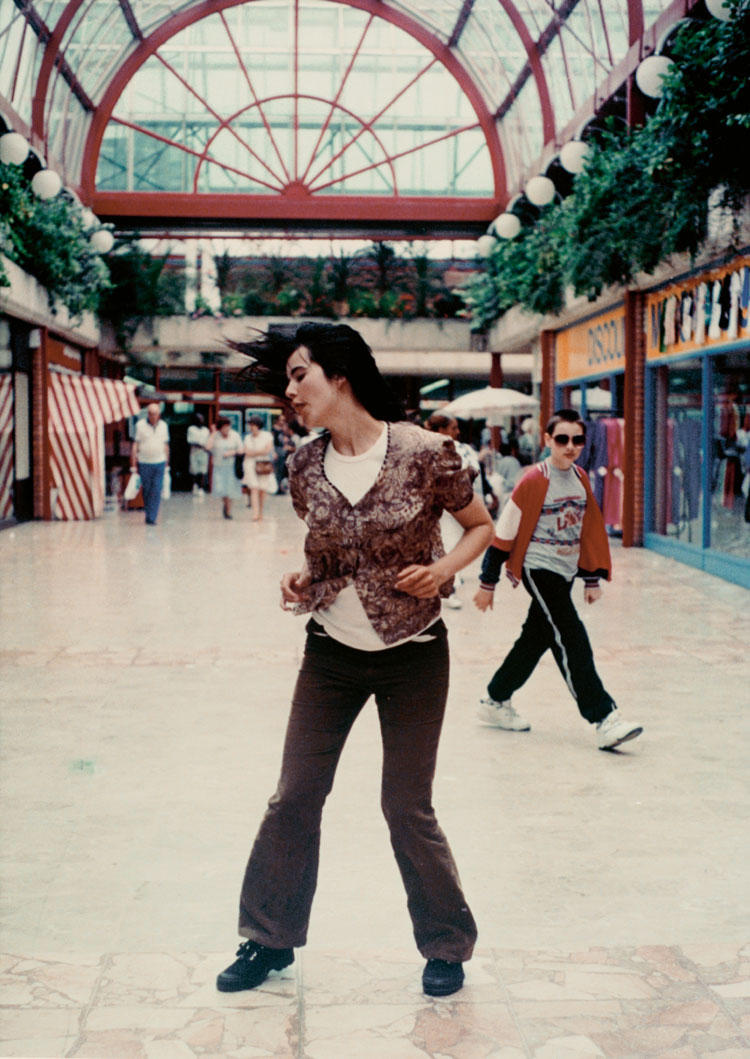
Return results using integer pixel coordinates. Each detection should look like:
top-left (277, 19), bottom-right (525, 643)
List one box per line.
top-left (523, 462), bottom-right (587, 580)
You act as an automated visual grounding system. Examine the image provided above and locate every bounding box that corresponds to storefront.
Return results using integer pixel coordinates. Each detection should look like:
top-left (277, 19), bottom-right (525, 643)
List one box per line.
top-left (553, 304), bottom-right (629, 536)
top-left (644, 254), bottom-right (750, 588)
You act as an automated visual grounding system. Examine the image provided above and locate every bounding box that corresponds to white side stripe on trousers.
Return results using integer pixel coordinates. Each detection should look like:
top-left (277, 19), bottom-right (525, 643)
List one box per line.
top-left (525, 569), bottom-right (578, 701)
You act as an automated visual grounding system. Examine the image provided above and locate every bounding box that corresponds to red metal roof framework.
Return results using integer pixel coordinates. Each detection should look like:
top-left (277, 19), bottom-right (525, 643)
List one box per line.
top-left (0, 0), bottom-right (684, 236)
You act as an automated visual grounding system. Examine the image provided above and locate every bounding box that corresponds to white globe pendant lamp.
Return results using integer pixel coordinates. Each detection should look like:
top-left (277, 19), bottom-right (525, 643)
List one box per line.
top-left (559, 139), bottom-right (591, 175)
top-left (90, 228), bottom-right (115, 254)
top-left (705, 0), bottom-right (732, 18)
top-left (525, 174), bottom-right (556, 207)
top-left (31, 168), bottom-right (62, 200)
top-left (477, 234), bottom-right (496, 257)
top-left (635, 54), bottom-right (675, 98)
top-left (493, 212), bottom-right (521, 239)
top-left (0, 131), bottom-right (30, 166)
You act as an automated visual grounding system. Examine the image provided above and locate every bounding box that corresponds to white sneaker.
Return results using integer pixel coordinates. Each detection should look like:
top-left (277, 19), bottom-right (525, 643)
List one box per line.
top-left (477, 697), bottom-right (531, 731)
top-left (444, 594), bottom-right (463, 610)
top-left (596, 711), bottom-right (643, 750)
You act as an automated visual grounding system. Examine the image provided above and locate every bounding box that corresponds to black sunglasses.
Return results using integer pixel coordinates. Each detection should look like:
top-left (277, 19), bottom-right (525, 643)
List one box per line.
top-left (551, 433), bottom-right (586, 447)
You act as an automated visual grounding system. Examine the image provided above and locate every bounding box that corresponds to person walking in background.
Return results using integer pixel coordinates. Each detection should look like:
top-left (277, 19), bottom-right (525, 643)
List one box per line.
top-left (490, 441), bottom-right (523, 505)
top-left (473, 409), bottom-right (643, 751)
top-left (216, 322), bottom-right (493, 998)
top-left (425, 413), bottom-right (483, 610)
top-left (130, 402), bottom-right (169, 526)
top-left (243, 414), bottom-right (277, 521)
top-left (274, 416), bottom-right (301, 493)
top-left (187, 413), bottom-right (210, 496)
top-left (204, 417), bottom-right (243, 520)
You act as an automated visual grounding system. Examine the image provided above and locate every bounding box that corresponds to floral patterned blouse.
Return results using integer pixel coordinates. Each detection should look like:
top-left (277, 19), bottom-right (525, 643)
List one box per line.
top-left (288, 421), bottom-right (474, 645)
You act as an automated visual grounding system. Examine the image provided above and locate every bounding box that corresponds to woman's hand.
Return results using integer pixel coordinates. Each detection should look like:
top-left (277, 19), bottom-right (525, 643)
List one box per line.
top-left (473, 587), bottom-right (494, 611)
top-left (393, 564), bottom-right (445, 599)
top-left (584, 585), bottom-right (602, 605)
top-left (280, 568), bottom-right (312, 610)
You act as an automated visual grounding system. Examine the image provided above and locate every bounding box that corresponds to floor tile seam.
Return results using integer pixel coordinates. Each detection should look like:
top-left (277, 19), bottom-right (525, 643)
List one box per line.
top-left (488, 948), bottom-right (534, 1059)
top-left (64, 951), bottom-right (113, 1058)
top-left (674, 945), bottom-right (750, 1047)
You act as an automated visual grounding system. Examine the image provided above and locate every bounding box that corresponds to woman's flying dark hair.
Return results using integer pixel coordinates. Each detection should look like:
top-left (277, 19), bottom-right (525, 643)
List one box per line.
top-left (233, 322), bottom-right (405, 422)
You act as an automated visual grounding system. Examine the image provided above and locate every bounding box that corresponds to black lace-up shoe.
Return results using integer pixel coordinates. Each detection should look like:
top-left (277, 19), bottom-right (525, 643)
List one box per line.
top-left (422, 958), bottom-right (464, 997)
top-left (216, 940), bottom-right (294, 992)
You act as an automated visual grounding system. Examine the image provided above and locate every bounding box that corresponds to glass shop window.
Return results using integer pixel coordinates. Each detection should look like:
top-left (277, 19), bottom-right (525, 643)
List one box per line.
top-left (710, 351), bottom-right (750, 559)
top-left (651, 359), bottom-right (703, 545)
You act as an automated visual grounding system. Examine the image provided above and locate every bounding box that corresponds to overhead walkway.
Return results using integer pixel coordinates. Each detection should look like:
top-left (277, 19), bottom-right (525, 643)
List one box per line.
top-left (108, 315), bottom-right (534, 384)
top-left (1, 494), bottom-right (748, 1057)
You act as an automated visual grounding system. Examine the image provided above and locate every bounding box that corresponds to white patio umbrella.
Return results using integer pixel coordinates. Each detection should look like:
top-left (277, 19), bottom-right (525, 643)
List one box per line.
top-left (441, 386), bottom-right (539, 420)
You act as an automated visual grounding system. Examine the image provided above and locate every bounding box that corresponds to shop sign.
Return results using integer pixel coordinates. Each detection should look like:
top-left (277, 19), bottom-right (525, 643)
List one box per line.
top-left (555, 305), bottom-right (625, 383)
top-left (47, 340), bottom-right (82, 372)
top-left (646, 255), bottom-right (750, 361)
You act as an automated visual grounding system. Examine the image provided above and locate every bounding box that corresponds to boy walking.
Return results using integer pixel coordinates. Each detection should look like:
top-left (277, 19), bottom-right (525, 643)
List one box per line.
top-left (473, 410), bottom-right (642, 751)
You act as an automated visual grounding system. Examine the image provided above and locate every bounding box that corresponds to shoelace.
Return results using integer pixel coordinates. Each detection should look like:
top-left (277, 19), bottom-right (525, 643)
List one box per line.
top-left (235, 940), bottom-right (262, 960)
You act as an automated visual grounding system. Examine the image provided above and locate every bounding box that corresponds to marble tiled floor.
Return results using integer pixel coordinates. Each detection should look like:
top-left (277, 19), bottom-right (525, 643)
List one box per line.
top-left (1, 494), bottom-right (749, 1059)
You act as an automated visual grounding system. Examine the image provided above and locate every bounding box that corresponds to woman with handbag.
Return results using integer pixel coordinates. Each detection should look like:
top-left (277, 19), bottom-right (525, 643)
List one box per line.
top-left (204, 417), bottom-right (243, 519)
top-left (242, 414), bottom-right (277, 521)
top-left (216, 322), bottom-right (493, 998)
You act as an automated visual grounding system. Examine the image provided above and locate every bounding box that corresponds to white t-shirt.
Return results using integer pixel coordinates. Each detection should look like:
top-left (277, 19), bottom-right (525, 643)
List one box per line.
top-left (187, 424), bottom-right (209, 447)
top-left (315, 424), bottom-right (435, 651)
top-left (134, 418), bottom-right (169, 463)
top-left (523, 463), bottom-right (587, 580)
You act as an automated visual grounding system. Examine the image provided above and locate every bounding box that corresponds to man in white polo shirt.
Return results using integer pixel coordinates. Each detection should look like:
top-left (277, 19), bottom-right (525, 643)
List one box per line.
top-left (131, 403), bottom-right (170, 525)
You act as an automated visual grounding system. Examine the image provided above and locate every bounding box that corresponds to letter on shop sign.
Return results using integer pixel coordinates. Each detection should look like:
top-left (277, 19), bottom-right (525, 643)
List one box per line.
top-left (587, 318), bottom-right (624, 367)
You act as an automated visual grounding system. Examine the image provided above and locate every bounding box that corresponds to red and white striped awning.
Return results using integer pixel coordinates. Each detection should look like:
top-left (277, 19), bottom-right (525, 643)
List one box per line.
top-left (48, 372), bottom-right (140, 520)
top-left (0, 374), bottom-right (13, 521)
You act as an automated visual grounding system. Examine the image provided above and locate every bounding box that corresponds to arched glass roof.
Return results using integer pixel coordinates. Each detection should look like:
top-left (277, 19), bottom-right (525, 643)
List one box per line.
top-left (0, 0), bottom-right (681, 235)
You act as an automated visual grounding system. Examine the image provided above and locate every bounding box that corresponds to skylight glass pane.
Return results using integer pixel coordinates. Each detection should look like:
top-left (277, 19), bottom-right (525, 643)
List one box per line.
top-left (38, 0), bottom-right (72, 30)
top-left (541, 37), bottom-right (575, 127)
top-left (98, 0), bottom-right (496, 198)
top-left (0, 9), bottom-right (36, 121)
top-left (133, 0), bottom-right (196, 35)
top-left (465, 0), bottom-right (530, 94)
top-left (498, 75), bottom-right (543, 186)
top-left (388, 0), bottom-right (461, 39)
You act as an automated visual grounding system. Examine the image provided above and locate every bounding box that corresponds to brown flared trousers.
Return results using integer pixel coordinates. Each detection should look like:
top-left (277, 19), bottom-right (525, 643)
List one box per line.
top-left (238, 619), bottom-right (477, 962)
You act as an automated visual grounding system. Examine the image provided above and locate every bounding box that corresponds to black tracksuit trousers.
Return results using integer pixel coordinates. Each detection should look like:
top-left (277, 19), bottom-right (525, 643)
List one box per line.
top-left (487, 567), bottom-right (615, 724)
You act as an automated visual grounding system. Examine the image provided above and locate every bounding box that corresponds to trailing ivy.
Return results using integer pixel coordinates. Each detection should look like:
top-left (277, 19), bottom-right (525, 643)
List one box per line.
top-left (465, 0), bottom-right (750, 328)
top-left (0, 161), bottom-right (110, 318)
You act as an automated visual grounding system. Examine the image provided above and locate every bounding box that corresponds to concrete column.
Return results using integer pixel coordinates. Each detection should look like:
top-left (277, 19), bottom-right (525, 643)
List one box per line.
top-left (199, 240), bottom-right (221, 314)
top-left (184, 241), bottom-right (197, 314)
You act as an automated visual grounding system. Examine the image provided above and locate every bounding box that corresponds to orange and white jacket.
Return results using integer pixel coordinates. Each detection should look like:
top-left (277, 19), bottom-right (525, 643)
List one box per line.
top-left (479, 460), bottom-right (612, 588)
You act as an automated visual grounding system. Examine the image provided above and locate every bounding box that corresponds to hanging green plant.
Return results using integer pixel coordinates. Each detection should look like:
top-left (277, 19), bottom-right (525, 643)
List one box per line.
top-left (467, 0), bottom-right (750, 328)
top-left (0, 161), bottom-right (110, 318)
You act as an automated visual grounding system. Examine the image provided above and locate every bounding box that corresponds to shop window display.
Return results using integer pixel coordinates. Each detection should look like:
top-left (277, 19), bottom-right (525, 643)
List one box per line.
top-left (711, 353), bottom-right (750, 559)
top-left (652, 359), bottom-right (704, 546)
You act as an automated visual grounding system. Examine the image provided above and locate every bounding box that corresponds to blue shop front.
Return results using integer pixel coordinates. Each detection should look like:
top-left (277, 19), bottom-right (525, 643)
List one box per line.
top-left (644, 253), bottom-right (750, 589)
